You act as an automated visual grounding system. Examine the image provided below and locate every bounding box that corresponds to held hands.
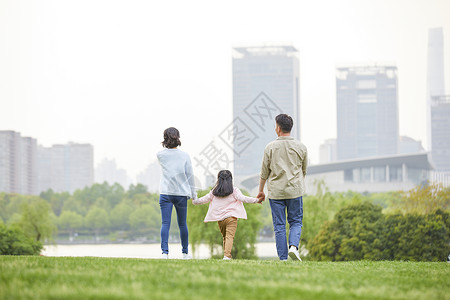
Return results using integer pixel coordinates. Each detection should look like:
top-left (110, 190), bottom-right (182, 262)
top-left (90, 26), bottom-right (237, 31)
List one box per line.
top-left (256, 191), bottom-right (265, 203)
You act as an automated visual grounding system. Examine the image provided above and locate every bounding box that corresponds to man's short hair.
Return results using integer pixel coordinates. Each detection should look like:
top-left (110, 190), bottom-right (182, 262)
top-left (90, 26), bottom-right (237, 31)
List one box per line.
top-left (275, 114), bottom-right (293, 133)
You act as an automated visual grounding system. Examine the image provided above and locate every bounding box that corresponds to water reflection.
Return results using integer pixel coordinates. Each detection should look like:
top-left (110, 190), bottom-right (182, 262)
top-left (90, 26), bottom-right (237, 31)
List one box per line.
top-left (43, 243), bottom-right (278, 259)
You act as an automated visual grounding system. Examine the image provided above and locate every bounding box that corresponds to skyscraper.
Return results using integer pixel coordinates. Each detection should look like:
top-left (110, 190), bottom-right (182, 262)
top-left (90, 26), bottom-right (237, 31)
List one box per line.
top-left (136, 161), bottom-right (161, 193)
top-left (336, 65), bottom-right (399, 160)
top-left (38, 142), bottom-right (94, 193)
top-left (232, 45), bottom-right (300, 180)
top-left (430, 95), bottom-right (450, 171)
top-left (426, 27), bottom-right (449, 172)
top-left (426, 27), bottom-right (446, 151)
top-left (95, 158), bottom-right (130, 188)
top-left (319, 139), bottom-right (337, 164)
top-left (0, 131), bottom-right (38, 195)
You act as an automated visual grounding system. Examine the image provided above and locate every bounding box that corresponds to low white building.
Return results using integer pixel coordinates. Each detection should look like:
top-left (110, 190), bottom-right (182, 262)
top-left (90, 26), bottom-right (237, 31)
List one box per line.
top-left (238, 153), bottom-right (434, 194)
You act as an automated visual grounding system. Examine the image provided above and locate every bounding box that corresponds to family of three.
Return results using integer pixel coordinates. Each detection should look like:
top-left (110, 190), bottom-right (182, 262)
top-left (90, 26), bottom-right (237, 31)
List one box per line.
top-left (157, 114), bottom-right (308, 261)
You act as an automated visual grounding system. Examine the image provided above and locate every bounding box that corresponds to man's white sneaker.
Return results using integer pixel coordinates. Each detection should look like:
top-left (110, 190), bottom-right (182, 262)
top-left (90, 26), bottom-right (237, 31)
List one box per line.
top-left (223, 256), bottom-right (232, 260)
top-left (288, 247), bottom-right (302, 261)
top-left (182, 253), bottom-right (192, 260)
top-left (161, 253), bottom-right (169, 259)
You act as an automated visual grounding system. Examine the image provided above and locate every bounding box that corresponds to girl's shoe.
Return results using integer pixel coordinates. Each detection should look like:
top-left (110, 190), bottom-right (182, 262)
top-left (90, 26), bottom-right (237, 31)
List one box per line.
top-left (223, 256), bottom-right (232, 260)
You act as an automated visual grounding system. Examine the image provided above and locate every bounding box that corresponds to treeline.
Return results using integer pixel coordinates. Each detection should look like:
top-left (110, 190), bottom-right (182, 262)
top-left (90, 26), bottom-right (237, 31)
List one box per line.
top-left (0, 183), bottom-right (162, 244)
top-left (1, 181), bottom-right (449, 260)
top-left (0, 183), bottom-right (263, 258)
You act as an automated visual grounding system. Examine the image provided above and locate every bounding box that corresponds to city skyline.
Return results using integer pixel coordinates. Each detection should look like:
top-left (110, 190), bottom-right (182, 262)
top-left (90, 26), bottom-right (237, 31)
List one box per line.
top-left (1, 0), bottom-right (450, 180)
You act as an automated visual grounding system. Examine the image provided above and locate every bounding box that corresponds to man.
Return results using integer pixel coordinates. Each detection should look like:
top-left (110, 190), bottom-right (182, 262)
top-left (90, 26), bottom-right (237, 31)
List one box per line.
top-left (257, 114), bottom-right (308, 261)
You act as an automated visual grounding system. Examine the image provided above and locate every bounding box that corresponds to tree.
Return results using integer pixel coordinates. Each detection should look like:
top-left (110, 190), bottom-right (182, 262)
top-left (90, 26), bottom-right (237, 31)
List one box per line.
top-left (58, 211), bottom-right (83, 240)
top-left (382, 209), bottom-right (450, 261)
top-left (40, 189), bottom-right (71, 217)
top-left (61, 197), bottom-right (86, 216)
top-left (129, 204), bottom-right (160, 238)
top-left (309, 202), bottom-right (385, 261)
top-left (15, 199), bottom-right (57, 242)
top-left (301, 179), bottom-right (356, 247)
top-left (110, 201), bottom-right (134, 230)
top-left (85, 207), bottom-right (110, 241)
top-left (0, 193), bottom-right (7, 223)
top-left (390, 183), bottom-right (450, 215)
top-left (107, 183), bottom-right (125, 208)
top-left (127, 184), bottom-right (148, 199)
top-left (0, 224), bottom-right (42, 255)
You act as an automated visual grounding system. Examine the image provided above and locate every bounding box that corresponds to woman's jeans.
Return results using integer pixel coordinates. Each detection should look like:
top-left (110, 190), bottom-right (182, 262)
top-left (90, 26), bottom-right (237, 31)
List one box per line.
top-left (159, 194), bottom-right (189, 254)
top-left (269, 197), bottom-right (303, 260)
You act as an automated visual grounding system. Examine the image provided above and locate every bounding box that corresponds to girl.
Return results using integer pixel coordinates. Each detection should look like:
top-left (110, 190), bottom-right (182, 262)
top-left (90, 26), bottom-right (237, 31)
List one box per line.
top-left (192, 170), bottom-right (261, 260)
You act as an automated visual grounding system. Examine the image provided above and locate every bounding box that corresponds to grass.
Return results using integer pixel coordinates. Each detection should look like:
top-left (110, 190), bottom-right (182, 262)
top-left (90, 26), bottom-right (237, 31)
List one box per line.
top-left (0, 257), bottom-right (449, 300)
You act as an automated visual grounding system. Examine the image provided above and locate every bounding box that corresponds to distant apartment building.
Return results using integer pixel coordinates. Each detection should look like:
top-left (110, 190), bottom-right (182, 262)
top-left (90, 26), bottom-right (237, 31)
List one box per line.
top-left (0, 131), bottom-right (38, 195)
top-left (136, 161), bottom-right (161, 193)
top-left (38, 142), bottom-right (94, 194)
top-left (232, 45), bottom-right (300, 180)
top-left (336, 65), bottom-right (399, 161)
top-left (95, 158), bottom-right (130, 188)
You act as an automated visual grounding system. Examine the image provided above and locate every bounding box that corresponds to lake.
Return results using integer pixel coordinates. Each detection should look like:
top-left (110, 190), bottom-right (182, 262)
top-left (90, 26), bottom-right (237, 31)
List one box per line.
top-left (43, 242), bottom-right (278, 259)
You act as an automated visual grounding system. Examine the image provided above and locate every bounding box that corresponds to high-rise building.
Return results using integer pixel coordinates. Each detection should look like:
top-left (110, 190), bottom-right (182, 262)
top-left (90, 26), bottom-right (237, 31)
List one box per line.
top-left (232, 45), bottom-right (300, 180)
top-left (336, 65), bottom-right (398, 160)
top-left (319, 139), bottom-right (337, 164)
top-left (95, 158), bottom-right (130, 188)
top-left (426, 27), bottom-right (446, 151)
top-left (430, 95), bottom-right (450, 171)
top-left (425, 27), bottom-right (449, 172)
top-left (38, 142), bottom-right (94, 194)
top-left (0, 131), bottom-right (38, 195)
top-left (136, 161), bottom-right (161, 193)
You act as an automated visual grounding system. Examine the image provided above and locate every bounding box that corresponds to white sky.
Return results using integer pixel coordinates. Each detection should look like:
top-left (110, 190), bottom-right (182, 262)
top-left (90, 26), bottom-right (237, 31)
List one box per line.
top-left (1, 0), bottom-right (450, 181)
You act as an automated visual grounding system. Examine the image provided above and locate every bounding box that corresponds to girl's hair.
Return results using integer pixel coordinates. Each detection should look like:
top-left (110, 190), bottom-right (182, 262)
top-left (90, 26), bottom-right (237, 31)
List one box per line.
top-left (212, 170), bottom-right (233, 197)
top-left (162, 127), bottom-right (181, 148)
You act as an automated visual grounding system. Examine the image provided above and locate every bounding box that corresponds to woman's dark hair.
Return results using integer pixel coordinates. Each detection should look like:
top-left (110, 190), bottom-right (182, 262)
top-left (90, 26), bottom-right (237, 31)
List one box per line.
top-left (212, 170), bottom-right (234, 197)
top-left (162, 127), bottom-right (181, 148)
top-left (275, 114), bottom-right (293, 133)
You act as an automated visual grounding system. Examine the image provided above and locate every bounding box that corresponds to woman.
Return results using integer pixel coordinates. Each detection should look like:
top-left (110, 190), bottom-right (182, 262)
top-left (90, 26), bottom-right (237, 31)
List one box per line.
top-left (157, 127), bottom-right (197, 259)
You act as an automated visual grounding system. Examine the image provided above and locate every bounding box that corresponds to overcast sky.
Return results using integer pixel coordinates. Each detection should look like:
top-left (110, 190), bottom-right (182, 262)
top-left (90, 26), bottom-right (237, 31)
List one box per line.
top-left (1, 0), bottom-right (450, 181)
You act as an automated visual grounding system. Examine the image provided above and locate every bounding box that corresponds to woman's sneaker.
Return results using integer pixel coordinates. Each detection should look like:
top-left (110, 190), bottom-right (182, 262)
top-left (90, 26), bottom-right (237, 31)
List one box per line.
top-left (162, 253), bottom-right (169, 259)
top-left (182, 253), bottom-right (192, 260)
top-left (288, 246), bottom-right (302, 261)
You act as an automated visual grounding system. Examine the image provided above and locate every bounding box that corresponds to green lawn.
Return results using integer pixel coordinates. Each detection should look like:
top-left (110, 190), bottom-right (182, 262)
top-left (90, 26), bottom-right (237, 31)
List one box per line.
top-left (0, 256), bottom-right (449, 300)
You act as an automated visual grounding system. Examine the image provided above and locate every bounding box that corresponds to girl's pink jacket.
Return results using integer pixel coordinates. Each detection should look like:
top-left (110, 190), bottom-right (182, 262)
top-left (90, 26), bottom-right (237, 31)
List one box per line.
top-left (192, 187), bottom-right (259, 222)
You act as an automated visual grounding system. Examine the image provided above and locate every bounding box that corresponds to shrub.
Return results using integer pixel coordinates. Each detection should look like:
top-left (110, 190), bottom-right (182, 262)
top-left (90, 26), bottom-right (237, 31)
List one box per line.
top-left (0, 224), bottom-right (42, 255)
top-left (309, 202), bottom-right (450, 261)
